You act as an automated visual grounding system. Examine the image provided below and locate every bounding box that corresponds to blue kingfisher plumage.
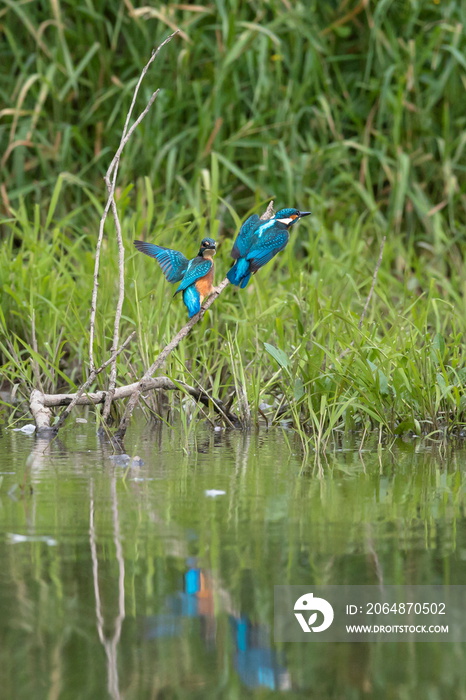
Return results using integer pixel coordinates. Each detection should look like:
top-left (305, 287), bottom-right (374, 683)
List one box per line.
top-left (227, 208), bottom-right (311, 288)
top-left (133, 237), bottom-right (217, 317)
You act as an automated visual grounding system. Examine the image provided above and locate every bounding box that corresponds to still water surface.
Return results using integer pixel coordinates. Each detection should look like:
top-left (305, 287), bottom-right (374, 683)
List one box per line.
top-left (0, 417), bottom-right (465, 698)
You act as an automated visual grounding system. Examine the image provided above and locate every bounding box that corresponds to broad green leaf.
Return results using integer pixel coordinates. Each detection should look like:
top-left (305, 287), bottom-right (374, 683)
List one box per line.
top-left (264, 342), bottom-right (290, 370)
top-left (293, 377), bottom-right (304, 401)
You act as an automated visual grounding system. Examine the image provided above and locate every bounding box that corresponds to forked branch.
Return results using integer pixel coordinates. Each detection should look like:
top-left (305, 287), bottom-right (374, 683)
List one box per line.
top-left (89, 31), bottom-right (179, 413)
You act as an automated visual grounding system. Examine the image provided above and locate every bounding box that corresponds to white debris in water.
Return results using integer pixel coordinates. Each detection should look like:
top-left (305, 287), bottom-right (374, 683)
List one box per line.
top-left (205, 489), bottom-right (226, 497)
top-left (12, 424), bottom-right (36, 434)
top-left (214, 426), bottom-right (223, 432)
top-left (7, 533), bottom-right (57, 546)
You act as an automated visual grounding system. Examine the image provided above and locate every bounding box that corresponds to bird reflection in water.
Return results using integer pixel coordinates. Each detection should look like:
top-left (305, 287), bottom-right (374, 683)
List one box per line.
top-left (143, 559), bottom-right (291, 691)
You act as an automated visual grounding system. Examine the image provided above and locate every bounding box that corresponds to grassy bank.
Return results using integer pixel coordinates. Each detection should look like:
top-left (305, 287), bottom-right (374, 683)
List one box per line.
top-left (1, 1), bottom-right (466, 447)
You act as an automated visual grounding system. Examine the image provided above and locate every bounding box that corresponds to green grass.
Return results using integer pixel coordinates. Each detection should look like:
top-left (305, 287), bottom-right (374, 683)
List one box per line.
top-left (1, 1), bottom-right (466, 447)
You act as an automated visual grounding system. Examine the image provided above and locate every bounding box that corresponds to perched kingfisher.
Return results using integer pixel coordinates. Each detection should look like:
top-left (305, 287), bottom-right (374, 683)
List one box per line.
top-left (227, 208), bottom-right (311, 288)
top-left (133, 237), bottom-right (217, 317)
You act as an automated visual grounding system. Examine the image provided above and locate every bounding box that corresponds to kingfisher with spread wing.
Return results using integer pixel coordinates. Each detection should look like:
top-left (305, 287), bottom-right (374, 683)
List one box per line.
top-left (227, 208), bottom-right (311, 288)
top-left (133, 237), bottom-right (217, 318)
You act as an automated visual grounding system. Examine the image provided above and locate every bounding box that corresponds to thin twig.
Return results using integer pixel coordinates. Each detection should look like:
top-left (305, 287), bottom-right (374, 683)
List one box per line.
top-left (100, 187), bottom-right (128, 424)
top-left (100, 89), bottom-right (163, 421)
top-left (89, 193), bottom-right (115, 374)
top-left (89, 31), bottom-right (178, 374)
top-left (101, 32), bottom-right (178, 420)
top-left (338, 235), bottom-right (386, 360)
top-left (30, 310), bottom-right (43, 392)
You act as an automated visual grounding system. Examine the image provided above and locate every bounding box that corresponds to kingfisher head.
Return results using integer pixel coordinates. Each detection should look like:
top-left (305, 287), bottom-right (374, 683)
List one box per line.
top-left (199, 237), bottom-right (217, 257)
top-left (273, 208), bottom-right (311, 228)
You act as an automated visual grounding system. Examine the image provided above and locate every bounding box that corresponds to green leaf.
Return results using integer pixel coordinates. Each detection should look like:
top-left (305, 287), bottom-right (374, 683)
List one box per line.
top-left (45, 175), bottom-right (63, 229)
top-left (214, 152), bottom-right (257, 191)
top-left (58, 42), bottom-right (100, 101)
top-left (293, 377), bottom-right (304, 401)
top-left (394, 419), bottom-right (417, 435)
top-left (433, 333), bottom-right (445, 358)
top-left (264, 342), bottom-right (290, 370)
top-left (377, 369), bottom-right (390, 396)
top-left (436, 373), bottom-right (447, 392)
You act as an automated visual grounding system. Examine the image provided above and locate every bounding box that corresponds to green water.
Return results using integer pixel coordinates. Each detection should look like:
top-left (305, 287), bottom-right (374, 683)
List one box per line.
top-left (1, 418), bottom-right (465, 699)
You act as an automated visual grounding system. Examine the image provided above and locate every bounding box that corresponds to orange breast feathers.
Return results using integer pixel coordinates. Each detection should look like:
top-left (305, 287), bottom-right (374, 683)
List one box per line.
top-left (195, 264), bottom-right (214, 302)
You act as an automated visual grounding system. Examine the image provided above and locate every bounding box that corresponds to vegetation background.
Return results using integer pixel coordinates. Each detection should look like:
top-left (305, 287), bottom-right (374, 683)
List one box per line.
top-left (1, 0), bottom-right (466, 447)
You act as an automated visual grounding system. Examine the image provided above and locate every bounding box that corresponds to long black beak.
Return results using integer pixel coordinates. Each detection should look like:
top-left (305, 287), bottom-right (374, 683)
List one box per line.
top-left (298, 211), bottom-right (311, 218)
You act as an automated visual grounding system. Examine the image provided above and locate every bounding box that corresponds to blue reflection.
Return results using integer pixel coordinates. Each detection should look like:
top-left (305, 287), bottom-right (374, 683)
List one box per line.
top-left (231, 616), bottom-right (290, 690)
top-left (144, 562), bottom-right (291, 690)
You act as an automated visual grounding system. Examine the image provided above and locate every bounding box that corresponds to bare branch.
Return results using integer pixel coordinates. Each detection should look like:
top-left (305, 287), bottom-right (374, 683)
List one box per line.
top-left (30, 372), bottom-right (239, 429)
top-left (101, 192), bottom-right (127, 424)
top-left (30, 310), bottom-right (43, 392)
top-left (89, 31), bottom-right (178, 374)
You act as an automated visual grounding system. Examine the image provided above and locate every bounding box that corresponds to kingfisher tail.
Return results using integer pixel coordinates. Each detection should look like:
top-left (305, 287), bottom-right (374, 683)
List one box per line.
top-left (227, 258), bottom-right (251, 287)
top-left (182, 286), bottom-right (202, 318)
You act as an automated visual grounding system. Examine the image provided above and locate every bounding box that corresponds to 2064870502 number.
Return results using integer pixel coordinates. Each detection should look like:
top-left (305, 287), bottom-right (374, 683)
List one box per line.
top-left (366, 602), bottom-right (446, 615)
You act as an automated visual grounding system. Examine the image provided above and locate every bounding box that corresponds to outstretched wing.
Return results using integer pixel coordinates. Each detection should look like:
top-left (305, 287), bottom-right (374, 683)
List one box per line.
top-left (231, 214), bottom-right (262, 259)
top-left (133, 241), bottom-right (189, 283)
top-left (174, 257), bottom-right (213, 294)
top-left (246, 230), bottom-right (289, 272)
